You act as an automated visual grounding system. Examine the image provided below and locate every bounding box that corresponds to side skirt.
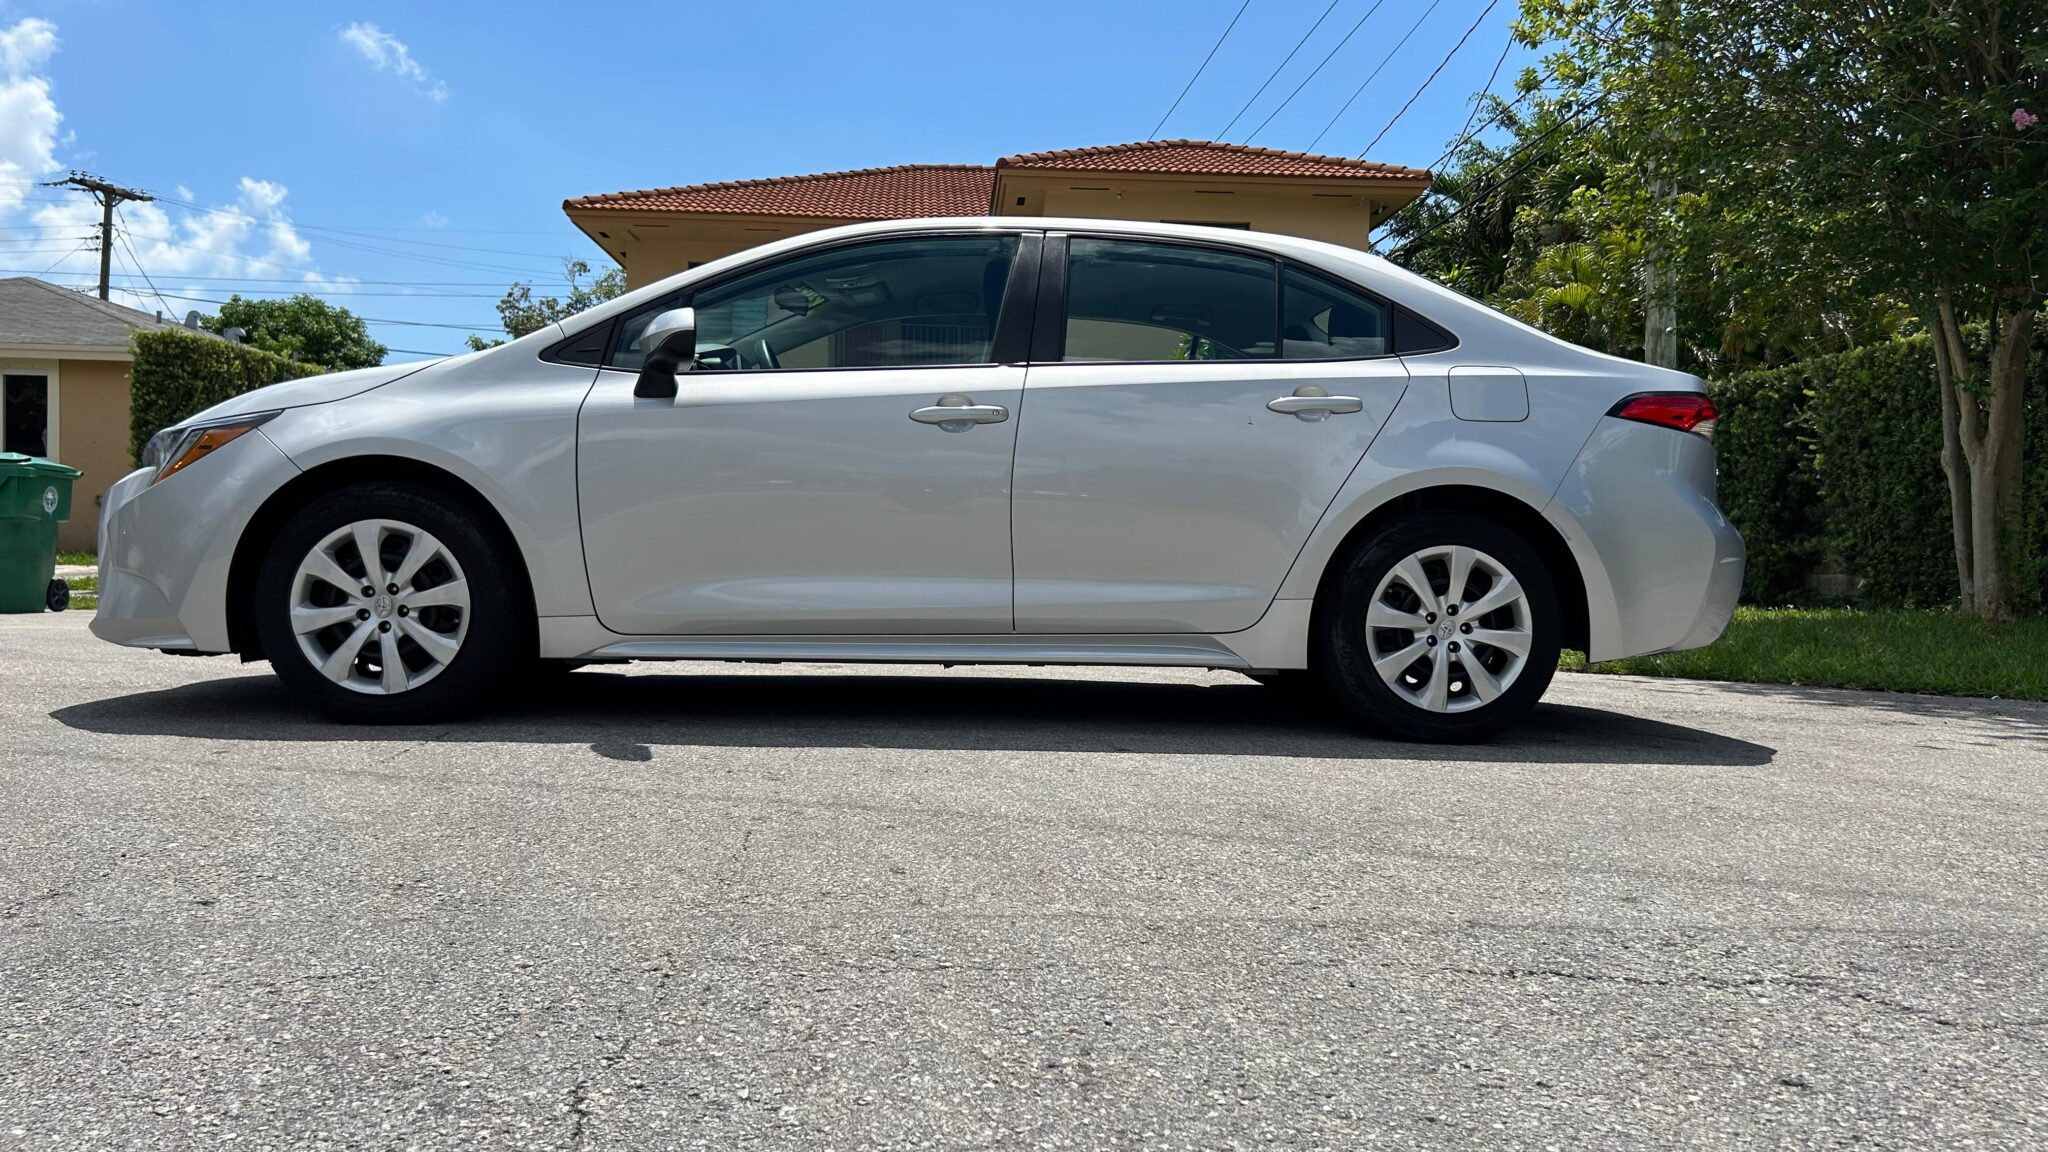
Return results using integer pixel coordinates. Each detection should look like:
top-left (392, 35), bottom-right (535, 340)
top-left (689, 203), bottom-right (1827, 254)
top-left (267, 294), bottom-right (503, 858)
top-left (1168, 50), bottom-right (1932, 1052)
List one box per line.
top-left (536, 600), bottom-right (1314, 672)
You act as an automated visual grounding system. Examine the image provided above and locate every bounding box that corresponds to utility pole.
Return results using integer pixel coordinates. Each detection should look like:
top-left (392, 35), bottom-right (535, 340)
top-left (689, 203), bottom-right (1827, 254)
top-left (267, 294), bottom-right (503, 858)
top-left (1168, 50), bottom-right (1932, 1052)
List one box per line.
top-left (44, 172), bottom-right (153, 300)
top-left (1641, 0), bottom-right (1679, 369)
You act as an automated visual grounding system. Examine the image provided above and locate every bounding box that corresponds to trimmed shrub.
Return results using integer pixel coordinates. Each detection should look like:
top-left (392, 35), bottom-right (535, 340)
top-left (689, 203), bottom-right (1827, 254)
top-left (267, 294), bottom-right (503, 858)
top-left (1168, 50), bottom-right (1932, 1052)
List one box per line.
top-left (1708, 364), bottom-right (1821, 603)
top-left (129, 329), bottom-right (324, 465)
top-left (1805, 336), bottom-right (1955, 607)
top-left (1712, 324), bottom-right (2048, 612)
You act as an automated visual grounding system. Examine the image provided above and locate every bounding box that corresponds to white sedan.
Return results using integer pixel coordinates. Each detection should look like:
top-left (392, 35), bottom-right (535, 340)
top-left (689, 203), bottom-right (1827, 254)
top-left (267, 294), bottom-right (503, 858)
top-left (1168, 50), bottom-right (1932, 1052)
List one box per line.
top-left (94, 218), bottom-right (1741, 741)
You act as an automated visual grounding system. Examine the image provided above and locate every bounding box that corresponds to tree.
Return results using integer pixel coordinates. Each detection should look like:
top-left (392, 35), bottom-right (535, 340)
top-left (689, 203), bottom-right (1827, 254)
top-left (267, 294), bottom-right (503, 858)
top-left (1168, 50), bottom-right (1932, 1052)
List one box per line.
top-left (199, 294), bottom-right (386, 371)
top-left (465, 258), bottom-right (626, 351)
top-left (1518, 0), bottom-right (2045, 617)
top-left (1386, 88), bottom-right (1900, 374)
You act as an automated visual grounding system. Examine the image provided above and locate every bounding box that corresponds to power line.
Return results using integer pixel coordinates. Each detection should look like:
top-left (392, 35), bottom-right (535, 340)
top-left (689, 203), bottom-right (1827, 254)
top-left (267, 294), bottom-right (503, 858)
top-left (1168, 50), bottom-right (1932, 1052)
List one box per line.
top-left (1420, 79), bottom-right (1557, 177)
top-left (152, 196), bottom-right (588, 260)
top-left (1448, 32), bottom-right (1516, 159)
top-left (43, 171), bottom-right (154, 299)
top-left (7, 268), bottom-right (576, 287)
top-left (1243, 0), bottom-right (1390, 144)
top-left (135, 290), bottom-right (502, 330)
top-left (1306, 0), bottom-right (1449, 151)
top-left (31, 242), bottom-right (92, 278)
top-left (1216, 0), bottom-right (1342, 140)
top-left (0, 270), bottom-right (540, 298)
top-left (1149, 0), bottom-right (1255, 139)
top-left (1381, 101), bottom-right (1605, 256)
top-left (1355, 0), bottom-right (1505, 158)
top-left (112, 212), bottom-right (179, 319)
top-left (143, 200), bottom-right (570, 278)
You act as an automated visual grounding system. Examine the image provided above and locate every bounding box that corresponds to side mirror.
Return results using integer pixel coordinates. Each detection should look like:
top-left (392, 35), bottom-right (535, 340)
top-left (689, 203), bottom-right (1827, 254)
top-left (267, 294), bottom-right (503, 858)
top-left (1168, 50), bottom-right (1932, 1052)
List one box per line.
top-left (633, 307), bottom-right (697, 399)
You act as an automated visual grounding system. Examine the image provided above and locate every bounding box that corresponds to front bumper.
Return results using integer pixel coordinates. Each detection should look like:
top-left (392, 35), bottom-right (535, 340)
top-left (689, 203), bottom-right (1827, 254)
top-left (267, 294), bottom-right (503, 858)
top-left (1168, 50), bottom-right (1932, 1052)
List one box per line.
top-left (90, 429), bottom-right (301, 653)
top-left (1549, 417), bottom-right (1744, 662)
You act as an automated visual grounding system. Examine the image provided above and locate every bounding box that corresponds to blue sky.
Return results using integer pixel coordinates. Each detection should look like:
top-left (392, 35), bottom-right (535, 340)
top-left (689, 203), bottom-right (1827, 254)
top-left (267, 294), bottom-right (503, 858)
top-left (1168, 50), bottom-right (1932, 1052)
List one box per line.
top-left (0, 0), bottom-right (1533, 361)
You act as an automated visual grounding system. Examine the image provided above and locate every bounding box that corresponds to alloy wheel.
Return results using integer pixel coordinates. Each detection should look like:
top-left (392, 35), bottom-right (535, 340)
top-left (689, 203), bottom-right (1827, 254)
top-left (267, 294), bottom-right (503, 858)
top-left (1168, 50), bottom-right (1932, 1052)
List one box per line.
top-left (1363, 544), bottom-right (1533, 713)
top-left (288, 518), bottom-right (470, 696)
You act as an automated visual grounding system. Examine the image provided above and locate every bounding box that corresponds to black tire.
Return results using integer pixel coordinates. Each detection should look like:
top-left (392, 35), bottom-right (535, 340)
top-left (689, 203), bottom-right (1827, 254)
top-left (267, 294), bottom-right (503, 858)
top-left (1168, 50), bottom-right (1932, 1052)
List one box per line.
top-left (1315, 511), bottom-right (1561, 743)
top-left (45, 579), bottom-right (68, 612)
top-left (254, 481), bottom-right (527, 723)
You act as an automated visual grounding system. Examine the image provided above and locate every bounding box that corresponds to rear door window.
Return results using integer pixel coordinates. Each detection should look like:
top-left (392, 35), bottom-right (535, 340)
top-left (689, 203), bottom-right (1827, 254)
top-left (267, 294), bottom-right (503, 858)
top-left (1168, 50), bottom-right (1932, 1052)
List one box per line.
top-left (1058, 239), bottom-right (1278, 362)
top-left (1281, 268), bottom-right (1390, 359)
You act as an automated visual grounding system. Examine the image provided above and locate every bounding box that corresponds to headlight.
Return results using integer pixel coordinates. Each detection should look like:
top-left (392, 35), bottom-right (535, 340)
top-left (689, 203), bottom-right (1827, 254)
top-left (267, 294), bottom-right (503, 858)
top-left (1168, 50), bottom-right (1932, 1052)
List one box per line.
top-left (143, 411), bottom-right (281, 484)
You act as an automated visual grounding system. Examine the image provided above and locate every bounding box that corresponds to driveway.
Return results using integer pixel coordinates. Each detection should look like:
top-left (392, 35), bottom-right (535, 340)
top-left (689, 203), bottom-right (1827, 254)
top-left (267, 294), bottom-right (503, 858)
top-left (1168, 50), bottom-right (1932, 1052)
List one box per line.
top-left (2, 611), bottom-right (2044, 1149)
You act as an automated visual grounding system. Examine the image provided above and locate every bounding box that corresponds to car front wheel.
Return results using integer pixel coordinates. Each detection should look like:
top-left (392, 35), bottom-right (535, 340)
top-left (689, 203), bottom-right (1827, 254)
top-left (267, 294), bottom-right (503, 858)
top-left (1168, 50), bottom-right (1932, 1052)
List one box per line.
top-left (254, 482), bottom-right (524, 723)
top-left (1317, 511), bottom-right (1561, 743)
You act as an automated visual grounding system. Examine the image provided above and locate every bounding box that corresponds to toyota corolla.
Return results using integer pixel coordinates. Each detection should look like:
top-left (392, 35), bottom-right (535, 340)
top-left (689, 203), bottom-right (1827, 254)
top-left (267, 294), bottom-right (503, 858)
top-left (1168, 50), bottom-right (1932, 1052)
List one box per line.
top-left (93, 218), bottom-right (1741, 741)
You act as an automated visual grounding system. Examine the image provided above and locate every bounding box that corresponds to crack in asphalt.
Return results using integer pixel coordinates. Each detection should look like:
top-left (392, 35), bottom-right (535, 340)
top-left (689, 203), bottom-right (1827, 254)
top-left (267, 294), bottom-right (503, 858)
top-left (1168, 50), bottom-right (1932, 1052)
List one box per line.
top-left (565, 951), bottom-right (679, 1147)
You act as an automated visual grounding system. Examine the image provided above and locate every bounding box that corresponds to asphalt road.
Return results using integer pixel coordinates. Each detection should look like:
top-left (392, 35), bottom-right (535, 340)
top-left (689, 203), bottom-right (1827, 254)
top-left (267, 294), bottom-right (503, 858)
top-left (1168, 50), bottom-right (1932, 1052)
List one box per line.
top-left (2, 610), bottom-right (2044, 1150)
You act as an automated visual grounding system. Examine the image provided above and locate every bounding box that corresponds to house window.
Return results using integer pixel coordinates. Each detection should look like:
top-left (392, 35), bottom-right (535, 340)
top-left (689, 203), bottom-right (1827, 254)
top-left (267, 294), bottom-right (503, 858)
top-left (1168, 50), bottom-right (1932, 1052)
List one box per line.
top-left (2, 375), bottom-right (48, 457)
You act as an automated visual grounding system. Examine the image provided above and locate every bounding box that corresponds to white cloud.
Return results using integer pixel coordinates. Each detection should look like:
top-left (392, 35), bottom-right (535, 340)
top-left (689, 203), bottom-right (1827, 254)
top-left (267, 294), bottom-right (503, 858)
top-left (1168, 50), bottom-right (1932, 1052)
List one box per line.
top-left (0, 19), bottom-right (350, 317)
top-left (339, 22), bottom-right (448, 102)
top-left (0, 16), bottom-right (56, 76)
top-left (0, 18), bottom-right (61, 214)
top-left (419, 210), bottom-right (447, 228)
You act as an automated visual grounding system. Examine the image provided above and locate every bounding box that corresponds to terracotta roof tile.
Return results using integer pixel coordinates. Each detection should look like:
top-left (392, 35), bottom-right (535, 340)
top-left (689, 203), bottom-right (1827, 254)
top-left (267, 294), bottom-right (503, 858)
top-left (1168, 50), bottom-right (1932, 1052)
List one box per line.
top-left (564, 165), bottom-right (996, 219)
top-left (565, 142), bottom-right (1429, 220)
top-left (996, 139), bottom-right (1430, 181)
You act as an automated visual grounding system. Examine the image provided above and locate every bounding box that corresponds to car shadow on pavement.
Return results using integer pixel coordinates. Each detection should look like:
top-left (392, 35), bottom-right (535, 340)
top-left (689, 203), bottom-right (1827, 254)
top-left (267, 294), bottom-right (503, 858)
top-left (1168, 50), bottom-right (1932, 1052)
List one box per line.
top-left (52, 669), bottom-right (1776, 766)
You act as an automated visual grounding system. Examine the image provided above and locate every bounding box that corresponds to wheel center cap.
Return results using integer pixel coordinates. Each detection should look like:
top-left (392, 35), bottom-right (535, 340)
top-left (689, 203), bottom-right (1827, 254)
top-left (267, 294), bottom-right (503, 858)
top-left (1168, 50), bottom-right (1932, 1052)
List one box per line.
top-left (1439, 621), bottom-right (1456, 640)
top-left (373, 594), bottom-right (395, 619)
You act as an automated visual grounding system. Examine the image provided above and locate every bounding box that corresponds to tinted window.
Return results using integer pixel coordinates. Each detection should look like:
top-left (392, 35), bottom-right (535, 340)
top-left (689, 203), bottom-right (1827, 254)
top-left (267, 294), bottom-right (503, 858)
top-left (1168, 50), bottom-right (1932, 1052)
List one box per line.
top-left (1059, 239), bottom-right (1277, 362)
top-left (607, 234), bottom-right (1018, 371)
top-left (1282, 268), bottom-right (1390, 359)
top-left (1393, 304), bottom-right (1456, 355)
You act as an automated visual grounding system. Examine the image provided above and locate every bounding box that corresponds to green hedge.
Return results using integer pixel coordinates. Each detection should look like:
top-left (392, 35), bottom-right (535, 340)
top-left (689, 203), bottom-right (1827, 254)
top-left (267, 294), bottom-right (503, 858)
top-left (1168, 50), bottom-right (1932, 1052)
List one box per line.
top-left (128, 329), bottom-right (325, 465)
top-left (1712, 327), bottom-right (2048, 611)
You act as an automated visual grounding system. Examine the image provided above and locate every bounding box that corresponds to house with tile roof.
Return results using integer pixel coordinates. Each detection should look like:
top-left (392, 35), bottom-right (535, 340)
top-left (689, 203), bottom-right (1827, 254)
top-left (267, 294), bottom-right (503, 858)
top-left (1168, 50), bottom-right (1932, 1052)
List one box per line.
top-left (0, 276), bottom-right (216, 551)
top-left (565, 140), bottom-right (1432, 288)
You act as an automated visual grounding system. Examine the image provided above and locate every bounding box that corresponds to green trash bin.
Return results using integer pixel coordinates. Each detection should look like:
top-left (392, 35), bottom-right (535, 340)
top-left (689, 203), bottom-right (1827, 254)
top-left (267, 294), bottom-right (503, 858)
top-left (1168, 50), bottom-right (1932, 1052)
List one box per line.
top-left (0, 453), bottom-right (82, 614)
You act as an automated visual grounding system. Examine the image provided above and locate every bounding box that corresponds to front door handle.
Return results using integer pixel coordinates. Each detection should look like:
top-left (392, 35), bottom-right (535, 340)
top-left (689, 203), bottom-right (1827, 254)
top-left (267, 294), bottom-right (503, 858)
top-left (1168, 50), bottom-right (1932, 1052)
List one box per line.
top-left (1268, 386), bottom-right (1363, 422)
top-left (910, 395), bottom-right (1009, 432)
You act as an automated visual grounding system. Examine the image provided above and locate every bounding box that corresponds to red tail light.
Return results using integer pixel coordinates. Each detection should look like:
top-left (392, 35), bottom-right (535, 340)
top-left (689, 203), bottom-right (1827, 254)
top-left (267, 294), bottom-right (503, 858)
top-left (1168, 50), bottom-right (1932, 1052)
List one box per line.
top-left (1610, 392), bottom-right (1718, 439)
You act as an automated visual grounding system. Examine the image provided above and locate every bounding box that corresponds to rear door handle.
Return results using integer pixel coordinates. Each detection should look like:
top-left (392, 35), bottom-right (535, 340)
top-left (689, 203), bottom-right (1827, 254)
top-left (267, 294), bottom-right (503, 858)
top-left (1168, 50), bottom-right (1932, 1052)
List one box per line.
top-left (1268, 387), bottom-right (1363, 421)
top-left (910, 395), bottom-right (1009, 431)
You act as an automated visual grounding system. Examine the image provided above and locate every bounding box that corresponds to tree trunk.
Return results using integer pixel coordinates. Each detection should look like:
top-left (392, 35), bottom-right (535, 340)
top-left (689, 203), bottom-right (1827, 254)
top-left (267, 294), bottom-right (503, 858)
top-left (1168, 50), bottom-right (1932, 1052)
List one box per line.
top-left (1933, 291), bottom-right (2032, 621)
top-left (1972, 304), bottom-right (2033, 621)
top-left (1929, 301), bottom-right (1975, 612)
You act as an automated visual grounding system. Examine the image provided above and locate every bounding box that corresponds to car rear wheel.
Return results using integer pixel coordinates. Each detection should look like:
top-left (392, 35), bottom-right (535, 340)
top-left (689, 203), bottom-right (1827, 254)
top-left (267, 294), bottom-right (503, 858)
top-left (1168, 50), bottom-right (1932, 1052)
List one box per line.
top-left (254, 482), bottom-right (523, 723)
top-left (1316, 511), bottom-right (1560, 743)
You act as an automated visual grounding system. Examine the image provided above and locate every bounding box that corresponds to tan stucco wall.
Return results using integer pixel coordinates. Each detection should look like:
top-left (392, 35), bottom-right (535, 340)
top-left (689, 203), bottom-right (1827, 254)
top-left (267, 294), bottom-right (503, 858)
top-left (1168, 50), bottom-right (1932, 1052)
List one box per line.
top-left (575, 213), bottom-right (865, 289)
top-left (54, 357), bottom-right (132, 553)
top-left (999, 173), bottom-right (1406, 250)
top-left (577, 171), bottom-right (1424, 286)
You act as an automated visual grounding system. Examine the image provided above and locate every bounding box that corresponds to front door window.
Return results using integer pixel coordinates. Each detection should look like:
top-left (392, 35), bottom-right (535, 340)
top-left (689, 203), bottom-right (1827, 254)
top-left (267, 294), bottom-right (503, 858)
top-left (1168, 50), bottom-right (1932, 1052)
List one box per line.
top-left (608, 235), bottom-right (1019, 373)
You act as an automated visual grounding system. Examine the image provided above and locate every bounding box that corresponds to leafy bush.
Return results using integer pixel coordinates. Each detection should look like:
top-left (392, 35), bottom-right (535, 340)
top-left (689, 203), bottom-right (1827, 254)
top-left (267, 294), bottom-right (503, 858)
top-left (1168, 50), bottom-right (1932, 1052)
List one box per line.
top-left (1712, 325), bottom-right (2048, 612)
top-left (1709, 365), bottom-right (1820, 603)
top-left (1805, 336), bottom-right (1955, 607)
top-left (128, 330), bottom-right (324, 465)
